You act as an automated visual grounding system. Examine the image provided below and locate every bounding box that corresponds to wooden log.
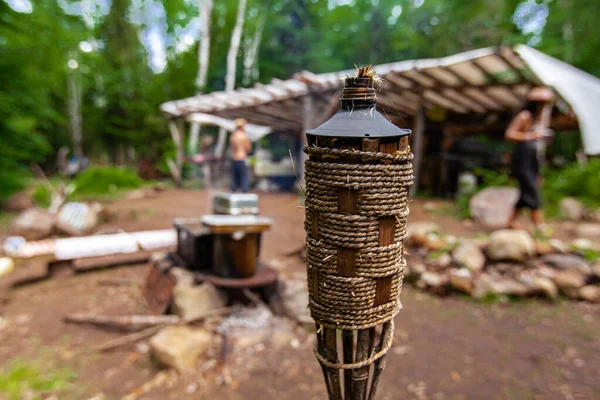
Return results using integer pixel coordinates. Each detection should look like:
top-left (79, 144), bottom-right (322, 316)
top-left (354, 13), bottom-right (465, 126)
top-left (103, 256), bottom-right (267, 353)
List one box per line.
top-left (64, 307), bottom-right (231, 331)
top-left (95, 325), bottom-right (163, 352)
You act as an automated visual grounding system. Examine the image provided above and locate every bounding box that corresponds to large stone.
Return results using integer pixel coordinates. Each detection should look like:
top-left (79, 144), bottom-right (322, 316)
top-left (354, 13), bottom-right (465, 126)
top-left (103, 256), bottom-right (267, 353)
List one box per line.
top-left (579, 285), bottom-right (600, 302)
top-left (486, 230), bottom-right (535, 262)
top-left (574, 223), bottom-right (600, 241)
top-left (540, 254), bottom-right (590, 274)
top-left (278, 279), bottom-right (311, 325)
top-left (559, 197), bottom-right (585, 221)
top-left (518, 273), bottom-right (558, 299)
top-left (424, 233), bottom-right (449, 252)
top-left (449, 268), bottom-right (473, 294)
top-left (469, 187), bottom-right (519, 229)
top-left (11, 208), bottom-right (55, 240)
top-left (548, 239), bottom-right (569, 254)
top-left (150, 326), bottom-right (212, 371)
top-left (406, 222), bottom-right (440, 247)
top-left (551, 271), bottom-right (586, 294)
top-left (169, 266), bottom-right (196, 287)
top-left (472, 273), bottom-right (528, 298)
top-left (417, 271), bottom-right (448, 289)
top-left (172, 283), bottom-right (227, 321)
top-left (452, 241), bottom-right (485, 271)
top-left (55, 202), bottom-right (100, 236)
top-left (2, 190), bottom-right (33, 212)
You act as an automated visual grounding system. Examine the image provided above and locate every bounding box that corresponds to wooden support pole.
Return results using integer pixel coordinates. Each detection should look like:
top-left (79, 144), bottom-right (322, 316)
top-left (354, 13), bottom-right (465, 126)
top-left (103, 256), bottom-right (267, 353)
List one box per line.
top-left (410, 104), bottom-right (425, 197)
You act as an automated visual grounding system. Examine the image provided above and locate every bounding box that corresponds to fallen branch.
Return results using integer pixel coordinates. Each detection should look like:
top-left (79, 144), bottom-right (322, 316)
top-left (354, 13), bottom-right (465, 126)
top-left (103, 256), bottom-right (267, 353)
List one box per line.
top-left (94, 324), bottom-right (164, 352)
top-left (65, 307), bottom-right (232, 332)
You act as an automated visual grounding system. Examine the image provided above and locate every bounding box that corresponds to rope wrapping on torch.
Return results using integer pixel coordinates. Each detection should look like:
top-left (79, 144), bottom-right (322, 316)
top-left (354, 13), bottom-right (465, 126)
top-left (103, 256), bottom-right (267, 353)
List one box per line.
top-left (304, 145), bottom-right (414, 335)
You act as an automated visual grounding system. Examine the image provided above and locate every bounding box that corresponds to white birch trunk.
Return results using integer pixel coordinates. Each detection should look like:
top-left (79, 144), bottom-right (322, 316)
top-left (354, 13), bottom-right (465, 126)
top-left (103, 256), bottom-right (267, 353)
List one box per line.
top-left (189, 0), bottom-right (214, 153)
top-left (215, 0), bottom-right (248, 158)
top-left (68, 66), bottom-right (83, 162)
top-left (242, 6), bottom-right (266, 86)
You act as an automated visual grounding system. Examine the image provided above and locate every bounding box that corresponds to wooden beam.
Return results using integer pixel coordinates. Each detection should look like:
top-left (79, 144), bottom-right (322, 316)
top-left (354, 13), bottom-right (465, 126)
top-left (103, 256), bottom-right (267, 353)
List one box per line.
top-left (470, 59), bottom-right (522, 105)
top-left (409, 104), bottom-right (425, 197)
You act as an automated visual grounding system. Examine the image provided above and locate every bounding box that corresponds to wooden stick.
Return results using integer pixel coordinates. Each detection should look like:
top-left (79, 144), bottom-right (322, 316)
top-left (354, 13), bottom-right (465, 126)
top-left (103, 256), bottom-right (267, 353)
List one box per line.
top-left (342, 330), bottom-right (354, 398)
top-left (95, 324), bottom-right (164, 352)
top-left (325, 327), bottom-right (343, 400)
top-left (65, 307), bottom-right (231, 331)
top-left (317, 323), bottom-right (334, 399)
top-left (368, 321), bottom-right (391, 400)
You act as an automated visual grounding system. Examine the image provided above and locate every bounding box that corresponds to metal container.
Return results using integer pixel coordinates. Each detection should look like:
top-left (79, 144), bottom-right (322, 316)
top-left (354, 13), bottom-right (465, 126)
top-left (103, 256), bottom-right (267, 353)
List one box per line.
top-left (173, 218), bottom-right (214, 271)
top-left (212, 192), bottom-right (259, 215)
top-left (202, 215), bottom-right (272, 278)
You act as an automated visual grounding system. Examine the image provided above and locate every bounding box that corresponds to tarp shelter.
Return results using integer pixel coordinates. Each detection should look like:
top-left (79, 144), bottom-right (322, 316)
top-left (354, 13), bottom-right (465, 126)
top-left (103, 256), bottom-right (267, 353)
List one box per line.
top-left (161, 45), bottom-right (599, 190)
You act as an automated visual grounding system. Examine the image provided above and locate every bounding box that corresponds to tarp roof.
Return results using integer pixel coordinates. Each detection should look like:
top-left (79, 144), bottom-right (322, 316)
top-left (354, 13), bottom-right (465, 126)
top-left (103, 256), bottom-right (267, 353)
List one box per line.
top-left (161, 45), bottom-right (600, 155)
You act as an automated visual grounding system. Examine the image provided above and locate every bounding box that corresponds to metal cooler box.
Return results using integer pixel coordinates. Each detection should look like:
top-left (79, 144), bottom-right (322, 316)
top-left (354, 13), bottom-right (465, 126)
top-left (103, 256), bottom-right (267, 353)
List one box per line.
top-left (212, 193), bottom-right (259, 215)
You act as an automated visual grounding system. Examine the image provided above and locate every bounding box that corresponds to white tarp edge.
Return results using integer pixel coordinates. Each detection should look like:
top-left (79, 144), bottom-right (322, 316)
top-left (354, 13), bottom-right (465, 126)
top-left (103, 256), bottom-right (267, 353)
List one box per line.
top-left (516, 45), bottom-right (600, 155)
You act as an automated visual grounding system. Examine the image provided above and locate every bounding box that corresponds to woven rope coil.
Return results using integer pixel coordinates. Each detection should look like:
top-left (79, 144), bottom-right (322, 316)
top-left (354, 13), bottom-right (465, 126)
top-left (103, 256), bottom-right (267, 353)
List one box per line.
top-left (304, 145), bottom-right (413, 333)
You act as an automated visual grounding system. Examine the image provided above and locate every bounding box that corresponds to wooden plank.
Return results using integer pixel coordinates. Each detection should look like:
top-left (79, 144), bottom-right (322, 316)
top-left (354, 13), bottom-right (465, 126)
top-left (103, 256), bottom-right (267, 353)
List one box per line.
top-left (337, 248), bottom-right (356, 278)
top-left (325, 327), bottom-right (343, 400)
top-left (409, 104), bottom-right (425, 197)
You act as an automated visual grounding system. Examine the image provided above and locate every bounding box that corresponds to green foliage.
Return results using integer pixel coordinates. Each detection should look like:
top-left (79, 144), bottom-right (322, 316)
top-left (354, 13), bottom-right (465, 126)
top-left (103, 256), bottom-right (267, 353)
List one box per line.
top-left (31, 185), bottom-right (53, 209)
top-left (72, 166), bottom-right (143, 197)
top-left (542, 159), bottom-right (600, 217)
top-left (0, 357), bottom-right (77, 400)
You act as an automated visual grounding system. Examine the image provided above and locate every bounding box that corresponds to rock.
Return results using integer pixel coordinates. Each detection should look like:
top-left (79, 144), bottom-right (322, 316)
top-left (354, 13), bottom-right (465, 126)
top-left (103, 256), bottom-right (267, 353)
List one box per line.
top-left (471, 273), bottom-right (495, 299)
top-left (427, 252), bottom-right (452, 269)
top-left (488, 277), bottom-right (529, 296)
top-left (11, 208), bottom-right (55, 240)
top-left (2, 190), bottom-right (33, 212)
top-left (408, 262), bottom-right (426, 277)
top-left (486, 230), bottom-right (535, 262)
top-left (559, 197), bottom-right (585, 221)
top-left (424, 233), bottom-right (448, 251)
top-left (0, 257), bottom-right (15, 278)
top-left (469, 187), bottom-right (519, 229)
top-left (406, 222), bottom-right (440, 247)
top-left (172, 283), bottom-right (227, 321)
top-left (570, 238), bottom-right (596, 251)
top-left (169, 266), bottom-right (196, 287)
top-left (452, 241), bottom-right (485, 271)
top-left (417, 271), bottom-right (448, 289)
top-left (55, 202), bottom-right (100, 236)
top-left (591, 261), bottom-right (600, 278)
top-left (535, 241), bottom-right (553, 256)
top-left (518, 273), bottom-right (558, 299)
top-left (574, 223), bottom-right (600, 240)
top-left (449, 268), bottom-right (473, 294)
top-left (548, 239), bottom-right (569, 254)
top-left (278, 279), bottom-right (311, 325)
top-left (150, 326), bottom-right (212, 371)
top-left (469, 236), bottom-right (490, 250)
top-left (579, 285), bottom-right (600, 302)
top-left (585, 208), bottom-right (600, 222)
top-left (540, 254), bottom-right (590, 274)
top-left (552, 271), bottom-right (586, 294)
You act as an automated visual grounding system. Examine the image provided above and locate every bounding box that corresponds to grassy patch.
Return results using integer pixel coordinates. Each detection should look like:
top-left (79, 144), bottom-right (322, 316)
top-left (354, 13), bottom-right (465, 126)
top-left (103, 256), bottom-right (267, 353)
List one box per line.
top-left (0, 357), bottom-right (78, 400)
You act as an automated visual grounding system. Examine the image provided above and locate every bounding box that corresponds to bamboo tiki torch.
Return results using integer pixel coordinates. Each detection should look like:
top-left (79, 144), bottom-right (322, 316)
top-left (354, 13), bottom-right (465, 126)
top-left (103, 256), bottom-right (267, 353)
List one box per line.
top-left (304, 66), bottom-right (413, 400)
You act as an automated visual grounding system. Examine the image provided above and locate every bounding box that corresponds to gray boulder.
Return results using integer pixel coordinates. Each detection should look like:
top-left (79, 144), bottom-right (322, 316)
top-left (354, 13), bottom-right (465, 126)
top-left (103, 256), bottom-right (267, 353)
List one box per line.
top-left (172, 283), bottom-right (227, 321)
top-left (559, 197), bottom-right (585, 221)
top-left (469, 187), bottom-right (519, 228)
top-left (452, 241), bottom-right (485, 271)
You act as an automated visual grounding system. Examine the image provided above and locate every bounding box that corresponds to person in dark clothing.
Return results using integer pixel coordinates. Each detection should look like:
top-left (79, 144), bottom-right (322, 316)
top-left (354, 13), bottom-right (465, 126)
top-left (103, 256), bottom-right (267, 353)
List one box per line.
top-left (230, 118), bottom-right (251, 193)
top-left (505, 87), bottom-right (554, 229)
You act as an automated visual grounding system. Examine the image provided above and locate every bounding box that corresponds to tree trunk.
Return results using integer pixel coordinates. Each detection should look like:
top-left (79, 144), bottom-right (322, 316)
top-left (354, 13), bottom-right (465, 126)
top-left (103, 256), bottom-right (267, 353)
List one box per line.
top-left (215, 0), bottom-right (248, 158)
top-left (68, 62), bottom-right (83, 163)
top-left (242, 5), bottom-right (266, 86)
top-left (188, 0), bottom-right (213, 153)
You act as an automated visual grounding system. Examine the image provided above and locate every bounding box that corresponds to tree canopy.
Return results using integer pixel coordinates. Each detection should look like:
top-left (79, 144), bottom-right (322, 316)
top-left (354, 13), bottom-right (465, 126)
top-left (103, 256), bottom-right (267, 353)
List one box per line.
top-left (1, 0), bottom-right (598, 200)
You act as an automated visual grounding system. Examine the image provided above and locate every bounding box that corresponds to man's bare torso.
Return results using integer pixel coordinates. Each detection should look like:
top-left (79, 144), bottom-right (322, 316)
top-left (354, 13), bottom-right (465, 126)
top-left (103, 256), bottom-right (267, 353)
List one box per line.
top-left (230, 129), bottom-right (251, 161)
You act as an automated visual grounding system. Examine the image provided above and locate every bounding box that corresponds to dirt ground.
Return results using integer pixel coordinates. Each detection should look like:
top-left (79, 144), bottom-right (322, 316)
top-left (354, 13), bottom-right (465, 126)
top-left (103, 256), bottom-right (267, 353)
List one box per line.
top-left (1, 189), bottom-right (599, 399)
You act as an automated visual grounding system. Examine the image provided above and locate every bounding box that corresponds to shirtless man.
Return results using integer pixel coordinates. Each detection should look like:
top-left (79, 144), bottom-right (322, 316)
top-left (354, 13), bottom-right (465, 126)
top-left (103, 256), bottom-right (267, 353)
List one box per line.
top-left (229, 118), bottom-right (251, 193)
